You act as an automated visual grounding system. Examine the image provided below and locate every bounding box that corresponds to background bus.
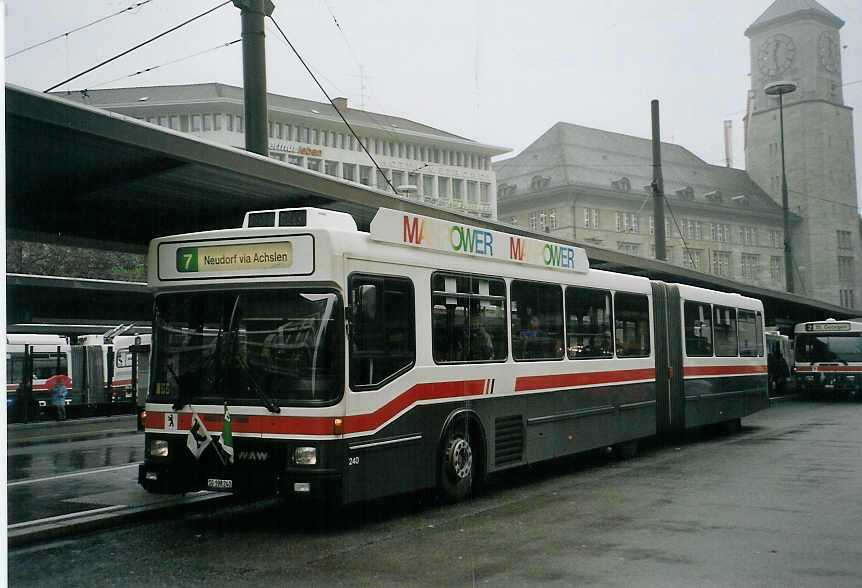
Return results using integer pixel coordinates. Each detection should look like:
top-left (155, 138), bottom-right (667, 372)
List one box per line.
top-left (6, 327), bottom-right (146, 421)
top-left (765, 330), bottom-right (793, 396)
top-left (794, 319), bottom-right (862, 400)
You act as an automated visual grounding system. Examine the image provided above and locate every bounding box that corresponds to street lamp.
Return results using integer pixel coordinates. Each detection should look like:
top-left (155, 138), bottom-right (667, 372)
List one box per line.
top-left (764, 80), bottom-right (797, 293)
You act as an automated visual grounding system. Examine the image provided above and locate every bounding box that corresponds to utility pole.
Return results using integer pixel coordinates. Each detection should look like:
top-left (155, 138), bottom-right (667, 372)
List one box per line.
top-left (233, 0), bottom-right (275, 156)
top-left (651, 100), bottom-right (667, 261)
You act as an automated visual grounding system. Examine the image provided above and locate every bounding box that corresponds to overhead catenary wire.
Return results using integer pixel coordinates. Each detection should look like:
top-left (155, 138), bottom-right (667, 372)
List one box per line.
top-left (267, 14), bottom-right (398, 194)
top-left (662, 197), bottom-right (698, 271)
top-left (43, 1), bottom-right (232, 93)
top-left (6, 0), bottom-right (153, 59)
top-left (86, 39), bottom-right (241, 90)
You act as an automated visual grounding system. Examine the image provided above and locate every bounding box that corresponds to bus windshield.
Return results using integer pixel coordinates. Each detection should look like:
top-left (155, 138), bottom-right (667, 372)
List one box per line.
top-left (151, 289), bottom-right (343, 407)
top-left (795, 333), bottom-right (862, 364)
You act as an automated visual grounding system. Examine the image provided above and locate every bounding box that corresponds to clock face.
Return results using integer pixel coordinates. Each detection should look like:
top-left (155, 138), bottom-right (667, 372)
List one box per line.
top-left (818, 31), bottom-right (840, 73)
top-left (758, 33), bottom-right (796, 78)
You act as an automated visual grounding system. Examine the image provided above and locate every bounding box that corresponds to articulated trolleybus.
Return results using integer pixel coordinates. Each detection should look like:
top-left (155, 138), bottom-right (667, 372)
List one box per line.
top-left (139, 207), bottom-right (768, 505)
top-left (794, 319), bottom-right (862, 400)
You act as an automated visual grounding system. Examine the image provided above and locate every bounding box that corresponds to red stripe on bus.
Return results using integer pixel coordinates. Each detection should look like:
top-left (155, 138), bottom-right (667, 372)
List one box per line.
top-left (146, 411), bottom-right (165, 428)
top-left (683, 365), bottom-right (768, 377)
top-left (795, 365), bottom-right (862, 373)
top-left (146, 379), bottom-right (488, 436)
top-left (342, 379), bottom-right (487, 434)
top-left (515, 368), bottom-right (656, 392)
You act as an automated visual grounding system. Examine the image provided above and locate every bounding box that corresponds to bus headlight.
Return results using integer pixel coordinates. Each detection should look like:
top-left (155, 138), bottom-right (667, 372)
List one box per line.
top-left (294, 446), bottom-right (317, 465)
top-left (149, 439), bottom-right (169, 458)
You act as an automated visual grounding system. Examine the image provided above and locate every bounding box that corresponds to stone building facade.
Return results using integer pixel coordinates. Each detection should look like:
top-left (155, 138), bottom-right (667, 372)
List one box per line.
top-left (744, 0), bottom-right (861, 309)
top-left (495, 122), bottom-right (791, 292)
top-left (59, 83), bottom-right (509, 220)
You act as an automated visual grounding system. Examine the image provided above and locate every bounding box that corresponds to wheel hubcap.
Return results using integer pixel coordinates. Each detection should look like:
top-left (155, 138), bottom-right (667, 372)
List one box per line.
top-left (450, 438), bottom-right (473, 479)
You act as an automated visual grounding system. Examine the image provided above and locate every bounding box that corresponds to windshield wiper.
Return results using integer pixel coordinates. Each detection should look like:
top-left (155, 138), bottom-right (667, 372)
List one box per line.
top-left (169, 363), bottom-right (194, 411)
top-left (209, 328), bottom-right (281, 414)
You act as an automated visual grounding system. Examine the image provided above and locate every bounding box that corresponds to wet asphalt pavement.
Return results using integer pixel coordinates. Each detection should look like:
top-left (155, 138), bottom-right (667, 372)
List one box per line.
top-left (7, 400), bottom-right (862, 587)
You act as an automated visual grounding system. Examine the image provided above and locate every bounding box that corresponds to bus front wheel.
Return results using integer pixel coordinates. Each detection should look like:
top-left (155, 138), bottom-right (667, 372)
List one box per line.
top-left (439, 422), bottom-right (476, 503)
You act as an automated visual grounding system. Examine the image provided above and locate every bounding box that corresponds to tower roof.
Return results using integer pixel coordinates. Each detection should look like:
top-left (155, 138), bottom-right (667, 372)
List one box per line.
top-left (745, 0), bottom-right (844, 36)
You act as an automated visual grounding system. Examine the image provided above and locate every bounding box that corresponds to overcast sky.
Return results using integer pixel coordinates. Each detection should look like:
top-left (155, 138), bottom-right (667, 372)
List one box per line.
top-left (5, 0), bottom-right (862, 211)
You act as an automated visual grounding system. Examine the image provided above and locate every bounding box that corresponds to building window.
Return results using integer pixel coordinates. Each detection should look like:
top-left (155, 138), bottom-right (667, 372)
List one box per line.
top-left (466, 181), bottom-right (477, 203)
top-left (770, 256), bottom-right (782, 281)
top-left (359, 165), bottom-right (371, 186)
top-left (739, 225), bottom-right (757, 246)
top-left (839, 289), bottom-right (856, 309)
top-left (307, 158), bottom-right (321, 172)
top-left (438, 177), bottom-right (450, 199)
top-left (548, 208), bottom-right (558, 230)
top-left (226, 114), bottom-right (233, 132)
top-left (712, 250), bottom-right (731, 277)
top-left (452, 179), bottom-right (463, 201)
top-left (324, 160), bottom-right (339, 177)
top-left (342, 163), bottom-right (356, 182)
top-left (681, 219), bottom-right (703, 241)
top-left (837, 230), bottom-right (852, 249)
top-left (480, 183), bottom-right (490, 204)
top-left (838, 256), bottom-right (855, 281)
top-left (618, 242), bottom-right (639, 256)
top-left (770, 230), bottom-right (782, 248)
top-left (528, 211), bottom-right (538, 230)
top-left (423, 175), bottom-right (435, 197)
top-left (683, 249), bottom-right (704, 271)
top-left (287, 154), bottom-right (303, 166)
top-left (236, 115), bottom-right (243, 132)
top-left (611, 177), bottom-right (631, 192)
top-left (203, 114), bottom-right (212, 131)
top-left (615, 212), bottom-right (639, 233)
top-left (191, 114), bottom-right (202, 132)
top-left (712, 223), bottom-right (731, 243)
top-left (741, 254), bottom-right (760, 279)
top-left (391, 171), bottom-right (405, 191)
top-left (584, 207), bottom-right (600, 229)
top-left (214, 114), bottom-right (222, 131)
top-left (168, 116), bottom-right (179, 130)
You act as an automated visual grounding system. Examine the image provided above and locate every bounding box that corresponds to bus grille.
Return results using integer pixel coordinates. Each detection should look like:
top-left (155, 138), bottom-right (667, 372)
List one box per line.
top-left (495, 415), bottom-right (524, 466)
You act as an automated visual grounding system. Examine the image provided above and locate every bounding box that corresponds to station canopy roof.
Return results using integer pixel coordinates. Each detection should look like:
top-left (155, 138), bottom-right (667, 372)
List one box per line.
top-left (5, 83), bottom-right (855, 327)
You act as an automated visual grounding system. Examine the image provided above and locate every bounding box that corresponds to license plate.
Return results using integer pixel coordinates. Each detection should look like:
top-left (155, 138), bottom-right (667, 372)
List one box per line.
top-left (207, 478), bottom-right (233, 490)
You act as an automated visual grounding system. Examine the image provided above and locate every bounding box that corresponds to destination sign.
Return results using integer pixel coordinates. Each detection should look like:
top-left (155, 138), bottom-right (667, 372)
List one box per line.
top-left (177, 242), bottom-right (293, 273)
top-left (806, 323), bottom-right (851, 332)
top-left (157, 235), bottom-right (314, 280)
top-left (369, 209), bottom-right (589, 273)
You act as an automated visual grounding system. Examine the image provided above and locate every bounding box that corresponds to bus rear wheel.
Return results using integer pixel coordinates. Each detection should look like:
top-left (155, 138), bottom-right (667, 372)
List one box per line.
top-left (439, 423), bottom-right (476, 503)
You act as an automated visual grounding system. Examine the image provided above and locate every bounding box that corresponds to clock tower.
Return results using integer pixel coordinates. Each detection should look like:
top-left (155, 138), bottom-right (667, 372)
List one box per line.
top-left (745, 0), bottom-right (860, 308)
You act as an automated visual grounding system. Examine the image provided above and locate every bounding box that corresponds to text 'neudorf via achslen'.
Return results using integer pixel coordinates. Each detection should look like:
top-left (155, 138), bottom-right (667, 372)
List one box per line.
top-left (201, 250), bottom-right (289, 267)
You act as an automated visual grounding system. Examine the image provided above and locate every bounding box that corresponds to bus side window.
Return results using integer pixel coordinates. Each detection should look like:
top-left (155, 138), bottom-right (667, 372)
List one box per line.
top-left (348, 274), bottom-right (415, 389)
top-left (738, 310), bottom-right (758, 357)
top-left (684, 301), bottom-right (713, 357)
top-left (613, 293), bottom-right (650, 357)
top-left (431, 272), bottom-right (507, 364)
top-left (713, 305), bottom-right (738, 357)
